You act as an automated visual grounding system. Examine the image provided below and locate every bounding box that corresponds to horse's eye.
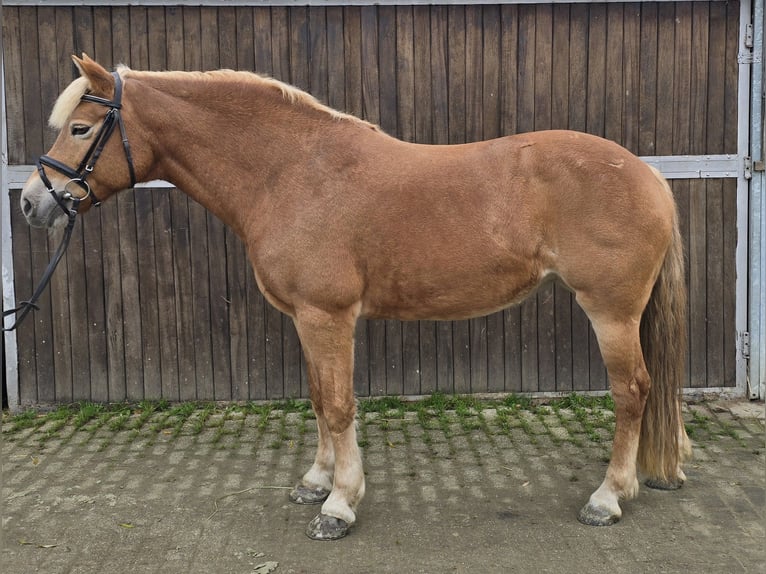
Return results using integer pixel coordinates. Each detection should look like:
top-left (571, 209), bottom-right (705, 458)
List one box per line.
top-left (70, 124), bottom-right (91, 137)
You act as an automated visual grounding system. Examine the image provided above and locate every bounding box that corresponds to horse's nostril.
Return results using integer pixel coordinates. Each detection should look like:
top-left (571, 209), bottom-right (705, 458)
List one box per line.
top-left (22, 198), bottom-right (33, 216)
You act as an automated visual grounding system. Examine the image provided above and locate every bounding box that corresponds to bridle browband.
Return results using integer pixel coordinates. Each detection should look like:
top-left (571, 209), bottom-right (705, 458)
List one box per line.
top-left (3, 71), bottom-right (136, 332)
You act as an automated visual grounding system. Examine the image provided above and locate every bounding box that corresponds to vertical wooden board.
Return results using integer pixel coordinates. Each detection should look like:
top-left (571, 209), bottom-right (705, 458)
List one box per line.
top-left (290, 7), bottom-right (310, 92)
top-left (246, 266), bottom-right (268, 400)
top-left (146, 7), bottom-right (167, 70)
top-left (368, 319), bottom-right (386, 397)
top-left (622, 3), bottom-right (640, 153)
top-left (482, 7), bottom-right (503, 394)
top-left (265, 304), bottom-right (284, 399)
top-left (586, 3), bottom-right (606, 138)
top-left (36, 8), bottom-right (74, 402)
top-left (690, 2), bottom-right (710, 155)
top-left (567, 4), bottom-right (590, 393)
top-left (411, 7), bottom-right (437, 394)
top-left (688, 178), bottom-right (707, 388)
top-left (326, 7), bottom-right (345, 111)
top-left (516, 5), bottom-right (538, 392)
top-left (3, 8), bottom-right (26, 164)
top-left (165, 7), bottom-right (185, 70)
top-left (111, 7), bottom-right (142, 401)
top-left (499, 5), bottom-right (518, 137)
top-left (309, 8), bottom-right (329, 104)
top-left (464, 7), bottom-right (487, 394)
top-left (705, 4), bottom-right (728, 388)
top-left (135, 189), bottom-right (163, 399)
top-left (567, 5), bottom-right (587, 132)
top-left (236, 7), bottom-right (255, 71)
top-left (705, 180), bottom-right (725, 386)
top-left (430, 4), bottom-right (452, 396)
top-left (92, 7), bottom-right (126, 401)
top-left (19, 8), bottom-right (43, 160)
top-left (360, 7), bottom-right (380, 125)
top-left (671, 180), bottom-right (692, 388)
top-left (535, 5), bottom-right (557, 394)
top-left (170, 190), bottom-right (196, 400)
top-left (72, 6), bottom-right (107, 402)
top-left (394, 7), bottom-right (421, 396)
top-left (55, 7), bottom-right (92, 401)
top-left (343, 7), bottom-right (363, 119)
top-left (283, 319), bottom-right (302, 399)
top-left (181, 9), bottom-right (214, 400)
top-left (672, 3), bottom-right (692, 156)
top-left (445, 7), bottom-right (470, 394)
top-left (550, 6), bottom-right (573, 393)
top-left (551, 4), bottom-right (570, 131)
top-left (254, 8), bottom-right (273, 74)
top-left (447, 6), bottom-right (466, 144)
top-left (200, 10), bottom-right (234, 401)
top-left (129, 9), bottom-right (163, 401)
top-left (271, 8), bottom-right (290, 82)
top-left (655, 3), bottom-right (675, 156)
top-left (706, 1), bottom-right (726, 152)
top-left (516, 5), bottom-right (535, 134)
top-left (604, 4), bottom-right (623, 144)
top-left (129, 6), bottom-right (149, 68)
top-left (378, 7), bottom-right (397, 135)
top-left (723, 1), bottom-right (739, 152)
top-left (504, 308), bottom-right (522, 393)
top-left (396, 7), bottom-right (415, 142)
top-left (9, 191), bottom-right (37, 403)
top-left (218, 6), bottom-right (237, 70)
top-left (638, 3), bottom-right (658, 156)
top-left (430, 7), bottom-right (449, 144)
top-left (152, 192), bottom-right (181, 401)
top-left (378, 8), bottom-right (403, 396)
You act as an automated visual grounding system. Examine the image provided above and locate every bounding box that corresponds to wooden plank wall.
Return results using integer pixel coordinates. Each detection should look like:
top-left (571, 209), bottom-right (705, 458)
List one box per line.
top-left (3, 3), bottom-right (740, 404)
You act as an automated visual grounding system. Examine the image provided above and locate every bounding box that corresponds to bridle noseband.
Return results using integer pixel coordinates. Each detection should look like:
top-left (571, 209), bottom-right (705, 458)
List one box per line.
top-left (3, 71), bottom-right (136, 332)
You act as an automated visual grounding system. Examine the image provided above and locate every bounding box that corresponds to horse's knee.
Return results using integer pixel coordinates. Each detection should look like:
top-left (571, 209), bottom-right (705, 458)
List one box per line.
top-left (323, 400), bottom-right (356, 434)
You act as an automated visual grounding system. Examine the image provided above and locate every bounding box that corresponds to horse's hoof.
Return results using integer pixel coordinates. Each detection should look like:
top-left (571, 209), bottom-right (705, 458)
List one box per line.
top-left (305, 513), bottom-right (350, 541)
top-left (577, 503), bottom-right (620, 526)
top-left (645, 477), bottom-right (684, 491)
top-left (289, 484), bottom-right (331, 505)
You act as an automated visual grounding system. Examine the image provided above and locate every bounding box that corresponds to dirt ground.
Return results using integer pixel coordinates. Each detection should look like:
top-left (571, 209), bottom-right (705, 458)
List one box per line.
top-left (2, 398), bottom-right (764, 574)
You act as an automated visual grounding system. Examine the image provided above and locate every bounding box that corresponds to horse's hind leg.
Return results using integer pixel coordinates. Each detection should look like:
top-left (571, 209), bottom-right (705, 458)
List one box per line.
top-left (292, 304), bottom-right (364, 540)
top-left (577, 307), bottom-right (649, 526)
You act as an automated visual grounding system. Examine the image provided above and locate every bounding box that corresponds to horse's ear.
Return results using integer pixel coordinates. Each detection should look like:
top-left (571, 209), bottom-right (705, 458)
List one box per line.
top-left (72, 53), bottom-right (114, 98)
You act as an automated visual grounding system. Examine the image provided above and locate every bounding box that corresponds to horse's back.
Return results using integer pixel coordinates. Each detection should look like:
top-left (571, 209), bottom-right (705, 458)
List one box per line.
top-left (351, 130), bottom-right (674, 320)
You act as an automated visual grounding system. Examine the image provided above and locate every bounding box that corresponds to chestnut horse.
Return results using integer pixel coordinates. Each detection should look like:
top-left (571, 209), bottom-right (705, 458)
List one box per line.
top-left (20, 55), bottom-right (691, 540)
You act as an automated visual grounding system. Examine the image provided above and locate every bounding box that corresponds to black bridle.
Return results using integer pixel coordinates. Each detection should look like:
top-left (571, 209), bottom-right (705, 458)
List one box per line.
top-left (3, 71), bottom-right (136, 332)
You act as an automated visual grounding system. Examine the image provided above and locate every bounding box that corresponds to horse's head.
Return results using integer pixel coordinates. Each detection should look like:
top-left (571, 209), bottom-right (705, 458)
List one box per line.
top-left (21, 54), bottom-right (138, 227)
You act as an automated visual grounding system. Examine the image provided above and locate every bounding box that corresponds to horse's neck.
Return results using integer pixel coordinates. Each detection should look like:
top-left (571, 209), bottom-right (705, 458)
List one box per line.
top-left (137, 74), bottom-right (327, 237)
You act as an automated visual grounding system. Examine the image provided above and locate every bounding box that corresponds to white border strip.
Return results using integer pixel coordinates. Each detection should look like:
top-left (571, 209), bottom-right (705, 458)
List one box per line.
top-left (736, 0), bottom-right (753, 399)
top-left (1, 0), bottom-right (729, 6)
top-left (6, 154), bottom-right (743, 189)
top-left (1, 45), bottom-right (21, 411)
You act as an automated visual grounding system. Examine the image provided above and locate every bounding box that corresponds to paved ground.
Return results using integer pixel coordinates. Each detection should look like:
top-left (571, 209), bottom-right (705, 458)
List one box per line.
top-left (2, 397), bottom-right (764, 574)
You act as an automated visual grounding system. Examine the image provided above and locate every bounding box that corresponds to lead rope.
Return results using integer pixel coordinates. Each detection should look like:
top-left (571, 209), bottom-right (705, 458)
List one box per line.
top-left (3, 198), bottom-right (81, 332)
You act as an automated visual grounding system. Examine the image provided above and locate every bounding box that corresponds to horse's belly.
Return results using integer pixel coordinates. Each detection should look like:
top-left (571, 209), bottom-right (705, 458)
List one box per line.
top-left (360, 263), bottom-right (551, 322)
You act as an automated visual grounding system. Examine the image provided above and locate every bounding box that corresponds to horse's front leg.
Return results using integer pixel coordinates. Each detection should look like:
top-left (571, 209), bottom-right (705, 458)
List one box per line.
top-left (289, 399), bottom-right (334, 505)
top-left (293, 304), bottom-right (364, 540)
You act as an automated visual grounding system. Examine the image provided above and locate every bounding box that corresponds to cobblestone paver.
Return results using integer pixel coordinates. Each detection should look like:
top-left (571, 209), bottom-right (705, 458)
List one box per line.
top-left (2, 399), bottom-right (764, 574)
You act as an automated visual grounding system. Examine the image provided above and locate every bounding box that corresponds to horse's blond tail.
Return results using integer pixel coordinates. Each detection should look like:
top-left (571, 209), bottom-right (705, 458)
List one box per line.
top-left (637, 173), bottom-right (691, 482)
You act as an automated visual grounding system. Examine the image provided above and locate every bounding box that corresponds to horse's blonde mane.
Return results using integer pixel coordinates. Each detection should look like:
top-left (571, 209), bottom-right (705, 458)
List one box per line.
top-left (50, 66), bottom-right (378, 132)
top-left (50, 65), bottom-right (378, 132)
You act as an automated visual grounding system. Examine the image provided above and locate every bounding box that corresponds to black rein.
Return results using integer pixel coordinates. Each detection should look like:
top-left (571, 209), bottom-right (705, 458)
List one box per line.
top-left (3, 71), bottom-right (136, 332)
